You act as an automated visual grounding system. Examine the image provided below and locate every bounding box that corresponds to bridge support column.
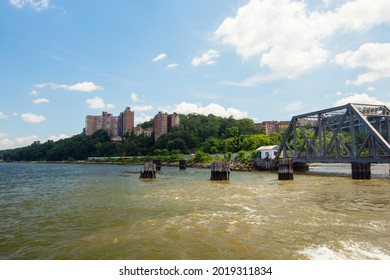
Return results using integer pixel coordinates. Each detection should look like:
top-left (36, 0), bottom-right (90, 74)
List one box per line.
top-left (351, 162), bottom-right (371, 180)
top-left (278, 158), bottom-right (294, 180)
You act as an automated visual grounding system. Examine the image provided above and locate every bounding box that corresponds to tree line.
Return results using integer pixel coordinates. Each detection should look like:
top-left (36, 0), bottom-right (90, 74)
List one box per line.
top-left (0, 114), bottom-right (285, 162)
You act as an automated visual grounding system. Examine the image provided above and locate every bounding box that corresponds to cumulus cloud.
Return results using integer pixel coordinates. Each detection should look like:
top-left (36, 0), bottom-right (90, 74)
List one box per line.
top-left (0, 133), bottom-right (71, 150)
top-left (35, 81), bottom-right (103, 92)
top-left (191, 49), bottom-right (220, 66)
top-left (9, 0), bottom-right (49, 11)
top-left (334, 93), bottom-right (390, 107)
top-left (135, 113), bottom-right (154, 124)
top-left (15, 135), bottom-right (39, 145)
top-left (159, 102), bottom-right (248, 119)
top-left (130, 93), bottom-right (143, 103)
top-left (152, 53), bottom-right (168, 62)
top-left (21, 113), bottom-right (46, 123)
top-left (86, 97), bottom-right (115, 109)
top-left (0, 133), bottom-right (15, 149)
top-left (0, 112), bottom-right (8, 119)
top-left (32, 98), bottom-right (49, 104)
top-left (67, 82), bottom-right (103, 92)
top-left (335, 43), bottom-right (390, 85)
top-left (47, 134), bottom-right (69, 142)
top-left (215, 0), bottom-right (390, 81)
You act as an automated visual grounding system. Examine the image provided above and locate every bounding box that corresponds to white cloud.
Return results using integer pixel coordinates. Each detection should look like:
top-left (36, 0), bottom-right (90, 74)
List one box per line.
top-left (191, 49), bottom-right (220, 66)
top-left (152, 53), bottom-right (167, 62)
top-left (0, 112), bottom-right (9, 119)
top-left (366, 86), bottom-right (375, 91)
top-left (0, 133), bottom-right (71, 150)
top-left (335, 0), bottom-right (390, 31)
top-left (47, 134), bottom-right (69, 142)
top-left (30, 89), bottom-right (41, 95)
top-left (9, 0), bottom-right (49, 11)
top-left (34, 81), bottom-right (103, 92)
top-left (334, 93), bottom-right (390, 107)
top-left (215, 0), bottom-right (390, 81)
top-left (135, 113), bottom-right (154, 124)
top-left (166, 63), bottom-right (178, 69)
top-left (15, 135), bottom-right (39, 145)
top-left (335, 43), bottom-right (390, 85)
top-left (32, 98), bottom-right (49, 104)
top-left (159, 102), bottom-right (248, 119)
top-left (67, 82), bottom-right (103, 92)
top-left (21, 113), bottom-right (46, 123)
top-left (0, 135), bottom-right (14, 149)
top-left (130, 93), bottom-right (142, 103)
top-left (133, 105), bottom-right (153, 111)
top-left (86, 97), bottom-right (115, 109)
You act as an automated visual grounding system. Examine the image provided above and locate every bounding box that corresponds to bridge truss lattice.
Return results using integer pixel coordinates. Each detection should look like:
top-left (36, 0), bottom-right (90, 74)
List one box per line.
top-left (277, 103), bottom-right (390, 163)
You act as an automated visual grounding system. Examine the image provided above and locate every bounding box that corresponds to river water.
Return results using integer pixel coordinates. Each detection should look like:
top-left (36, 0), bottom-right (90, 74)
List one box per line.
top-left (0, 163), bottom-right (389, 260)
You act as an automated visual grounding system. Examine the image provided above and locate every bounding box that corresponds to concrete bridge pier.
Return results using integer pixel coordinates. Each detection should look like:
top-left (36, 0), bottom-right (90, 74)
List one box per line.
top-left (351, 162), bottom-right (371, 180)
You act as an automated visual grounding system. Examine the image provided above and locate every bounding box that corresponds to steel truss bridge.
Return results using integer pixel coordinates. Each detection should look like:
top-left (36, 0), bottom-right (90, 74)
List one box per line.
top-left (276, 103), bottom-right (390, 164)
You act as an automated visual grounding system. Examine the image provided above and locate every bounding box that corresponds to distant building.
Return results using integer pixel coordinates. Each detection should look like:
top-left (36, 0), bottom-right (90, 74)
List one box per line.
top-left (256, 145), bottom-right (279, 159)
top-left (134, 125), bottom-right (154, 137)
top-left (168, 112), bottom-right (180, 131)
top-left (85, 107), bottom-right (134, 138)
top-left (118, 107), bottom-right (134, 136)
top-left (154, 112), bottom-right (180, 140)
top-left (255, 121), bottom-right (290, 135)
top-left (154, 111), bottom-right (168, 141)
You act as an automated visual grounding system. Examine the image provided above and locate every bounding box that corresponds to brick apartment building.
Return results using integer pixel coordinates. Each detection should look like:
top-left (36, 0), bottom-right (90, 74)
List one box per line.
top-left (255, 121), bottom-right (290, 135)
top-left (154, 111), bottom-right (180, 141)
top-left (85, 107), bottom-right (134, 137)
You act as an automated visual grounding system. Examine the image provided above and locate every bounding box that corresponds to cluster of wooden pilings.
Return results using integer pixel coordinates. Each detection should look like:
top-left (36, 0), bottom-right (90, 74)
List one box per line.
top-left (278, 158), bottom-right (294, 180)
top-left (210, 161), bottom-right (230, 180)
top-left (139, 162), bottom-right (156, 179)
top-left (351, 162), bottom-right (371, 180)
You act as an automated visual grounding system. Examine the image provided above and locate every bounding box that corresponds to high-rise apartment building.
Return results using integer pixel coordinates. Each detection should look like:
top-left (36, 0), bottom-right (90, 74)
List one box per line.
top-left (154, 111), bottom-right (168, 141)
top-left (118, 107), bottom-right (134, 136)
top-left (154, 112), bottom-right (180, 141)
top-left (85, 107), bottom-right (134, 137)
top-left (168, 112), bottom-right (180, 131)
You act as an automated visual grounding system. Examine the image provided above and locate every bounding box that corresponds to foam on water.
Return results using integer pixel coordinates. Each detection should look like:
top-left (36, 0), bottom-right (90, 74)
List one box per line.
top-left (300, 241), bottom-right (390, 260)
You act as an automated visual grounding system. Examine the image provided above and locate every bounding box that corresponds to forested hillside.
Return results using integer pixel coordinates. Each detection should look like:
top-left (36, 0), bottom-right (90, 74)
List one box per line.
top-left (0, 114), bottom-right (284, 162)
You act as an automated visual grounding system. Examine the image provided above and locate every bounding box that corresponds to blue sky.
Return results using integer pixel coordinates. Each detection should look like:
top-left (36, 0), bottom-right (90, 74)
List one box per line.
top-left (1, 0), bottom-right (390, 150)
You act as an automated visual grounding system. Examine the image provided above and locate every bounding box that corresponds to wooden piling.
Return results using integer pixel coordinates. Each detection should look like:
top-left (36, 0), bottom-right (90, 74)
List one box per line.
top-left (351, 162), bottom-right (371, 180)
top-left (153, 159), bottom-right (162, 171)
top-left (179, 160), bottom-right (187, 170)
top-left (278, 158), bottom-right (294, 180)
top-left (210, 161), bottom-right (230, 180)
top-left (140, 162), bottom-right (156, 179)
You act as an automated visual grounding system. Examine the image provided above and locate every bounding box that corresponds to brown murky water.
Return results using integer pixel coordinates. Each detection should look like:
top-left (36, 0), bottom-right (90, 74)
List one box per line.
top-left (1, 163), bottom-right (389, 259)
